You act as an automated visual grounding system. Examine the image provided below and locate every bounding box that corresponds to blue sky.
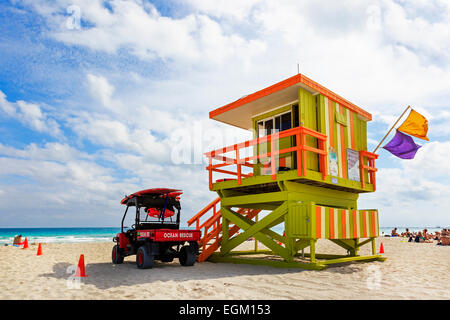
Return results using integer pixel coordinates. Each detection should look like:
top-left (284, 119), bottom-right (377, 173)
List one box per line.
top-left (0, 0), bottom-right (449, 227)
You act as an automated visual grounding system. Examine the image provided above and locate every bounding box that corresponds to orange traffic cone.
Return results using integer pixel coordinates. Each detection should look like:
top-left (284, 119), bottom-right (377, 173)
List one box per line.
top-left (22, 238), bottom-right (29, 249)
top-left (75, 254), bottom-right (88, 277)
top-left (36, 243), bottom-right (43, 256)
top-left (379, 242), bottom-right (384, 254)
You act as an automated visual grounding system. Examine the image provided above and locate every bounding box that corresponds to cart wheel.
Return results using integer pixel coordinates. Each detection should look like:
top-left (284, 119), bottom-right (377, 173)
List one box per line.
top-left (136, 246), bottom-right (154, 269)
top-left (179, 245), bottom-right (196, 266)
top-left (112, 245), bottom-right (124, 264)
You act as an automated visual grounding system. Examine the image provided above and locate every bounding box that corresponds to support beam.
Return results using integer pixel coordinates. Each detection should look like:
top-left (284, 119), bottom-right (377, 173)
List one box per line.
top-left (221, 204), bottom-right (290, 260)
top-left (227, 209), bottom-right (284, 244)
top-left (356, 238), bottom-right (373, 248)
top-left (330, 239), bottom-right (357, 253)
top-left (208, 253), bottom-right (327, 270)
top-left (220, 191), bottom-right (288, 207)
top-left (220, 215), bottom-right (229, 255)
top-left (319, 254), bottom-right (386, 265)
top-left (310, 240), bottom-right (316, 263)
top-left (371, 238), bottom-right (376, 255)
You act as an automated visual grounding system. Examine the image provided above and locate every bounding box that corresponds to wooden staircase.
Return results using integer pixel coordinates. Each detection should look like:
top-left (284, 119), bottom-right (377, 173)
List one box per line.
top-left (187, 197), bottom-right (260, 262)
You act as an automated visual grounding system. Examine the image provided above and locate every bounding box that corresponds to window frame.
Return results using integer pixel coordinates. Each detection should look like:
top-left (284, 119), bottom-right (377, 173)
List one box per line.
top-left (256, 110), bottom-right (292, 138)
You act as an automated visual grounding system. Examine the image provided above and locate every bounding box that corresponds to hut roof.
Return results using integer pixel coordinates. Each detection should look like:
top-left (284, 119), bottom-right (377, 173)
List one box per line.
top-left (210, 73), bottom-right (372, 130)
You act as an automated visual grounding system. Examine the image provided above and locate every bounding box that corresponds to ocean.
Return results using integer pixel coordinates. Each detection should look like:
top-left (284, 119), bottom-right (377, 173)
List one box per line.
top-left (0, 227), bottom-right (120, 245)
top-left (0, 226), bottom-right (447, 245)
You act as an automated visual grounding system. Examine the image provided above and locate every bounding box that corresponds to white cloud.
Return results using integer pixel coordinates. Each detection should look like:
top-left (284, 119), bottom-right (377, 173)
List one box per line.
top-left (0, 141), bottom-right (142, 226)
top-left (27, 0), bottom-right (265, 65)
top-left (0, 91), bottom-right (16, 116)
top-left (185, 0), bottom-right (262, 21)
top-left (86, 73), bottom-right (118, 111)
top-left (0, 142), bottom-right (92, 162)
top-left (0, 90), bottom-right (62, 137)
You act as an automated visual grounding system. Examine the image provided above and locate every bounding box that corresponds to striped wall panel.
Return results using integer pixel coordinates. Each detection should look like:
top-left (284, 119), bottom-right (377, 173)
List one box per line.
top-left (324, 98), bottom-right (358, 180)
top-left (315, 206), bottom-right (379, 239)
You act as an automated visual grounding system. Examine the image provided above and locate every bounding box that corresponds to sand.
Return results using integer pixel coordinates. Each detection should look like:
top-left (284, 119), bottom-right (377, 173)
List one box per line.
top-left (0, 237), bottom-right (449, 300)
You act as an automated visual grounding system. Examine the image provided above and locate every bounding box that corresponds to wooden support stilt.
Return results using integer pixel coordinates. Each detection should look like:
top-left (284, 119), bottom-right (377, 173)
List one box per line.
top-left (220, 215), bottom-right (229, 255)
top-left (310, 240), bottom-right (316, 263)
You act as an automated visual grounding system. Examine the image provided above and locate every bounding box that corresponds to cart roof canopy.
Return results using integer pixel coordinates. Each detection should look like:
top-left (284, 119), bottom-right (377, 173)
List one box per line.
top-left (120, 188), bottom-right (182, 205)
top-left (209, 73), bottom-right (372, 130)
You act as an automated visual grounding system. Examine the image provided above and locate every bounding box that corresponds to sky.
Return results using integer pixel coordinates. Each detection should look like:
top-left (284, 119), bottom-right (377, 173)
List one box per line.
top-left (0, 0), bottom-right (449, 228)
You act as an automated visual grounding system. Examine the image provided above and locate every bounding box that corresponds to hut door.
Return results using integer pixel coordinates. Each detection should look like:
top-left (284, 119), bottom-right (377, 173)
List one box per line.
top-left (299, 89), bottom-right (319, 171)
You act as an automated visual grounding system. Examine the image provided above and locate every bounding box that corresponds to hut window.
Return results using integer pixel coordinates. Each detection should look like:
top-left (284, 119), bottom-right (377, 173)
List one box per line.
top-left (257, 111), bottom-right (292, 137)
top-left (257, 121), bottom-right (264, 137)
top-left (264, 119), bottom-right (274, 135)
top-left (280, 112), bottom-right (291, 131)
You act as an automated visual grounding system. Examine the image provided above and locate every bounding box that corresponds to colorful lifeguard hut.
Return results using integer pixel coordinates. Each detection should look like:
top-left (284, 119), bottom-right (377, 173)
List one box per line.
top-left (188, 74), bottom-right (386, 270)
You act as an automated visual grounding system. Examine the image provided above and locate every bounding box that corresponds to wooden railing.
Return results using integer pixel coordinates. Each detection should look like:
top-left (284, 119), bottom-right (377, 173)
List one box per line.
top-left (359, 150), bottom-right (378, 191)
top-left (205, 126), bottom-right (328, 190)
top-left (187, 197), bottom-right (221, 230)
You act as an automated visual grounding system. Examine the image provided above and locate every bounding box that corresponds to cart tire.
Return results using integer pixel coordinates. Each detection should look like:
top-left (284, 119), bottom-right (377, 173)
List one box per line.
top-left (179, 245), bottom-right (196, 266)
top-left (136, 246), bottom-right (154, 269)
top-left (112, 245), bottom-right (124, 264)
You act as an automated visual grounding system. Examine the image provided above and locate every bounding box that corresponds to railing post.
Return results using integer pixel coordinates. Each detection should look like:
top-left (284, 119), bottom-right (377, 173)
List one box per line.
top-left (318, 139), bottom-right (326, 180)
top-left (236, 147), bottom-right (242, 185)
top-left (270, 135), bottom-right (276, 180)
top-left (208, 156), bottom-right (213, 190)
top-left (302, 132), bottom-right (307, 176)
top-left (296, 132), bottom-right (302, 176)
top-left (370, 159), bottom-right (377, 191)
top-left (359, 151), bottom-right (365, 189)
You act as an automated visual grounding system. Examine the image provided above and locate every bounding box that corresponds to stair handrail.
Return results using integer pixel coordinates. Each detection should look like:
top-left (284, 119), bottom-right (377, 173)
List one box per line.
top-left (199, 212), bottom-right (221, 231)
top-left (187, 197), bottom-right (221, 229)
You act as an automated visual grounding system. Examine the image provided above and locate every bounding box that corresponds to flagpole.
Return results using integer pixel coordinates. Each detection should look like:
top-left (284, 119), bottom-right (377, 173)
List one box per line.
top-left (372, 105), bottom-right (411, 153)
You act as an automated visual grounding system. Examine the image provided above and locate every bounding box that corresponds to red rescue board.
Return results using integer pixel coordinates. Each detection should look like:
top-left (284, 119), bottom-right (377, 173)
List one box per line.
top-left (137, 229), bottom-right (201, 242)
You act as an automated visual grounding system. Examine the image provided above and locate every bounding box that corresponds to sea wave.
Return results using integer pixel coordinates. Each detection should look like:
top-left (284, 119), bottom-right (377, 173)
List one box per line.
top-left (0, 235), bottom-right (113, 244)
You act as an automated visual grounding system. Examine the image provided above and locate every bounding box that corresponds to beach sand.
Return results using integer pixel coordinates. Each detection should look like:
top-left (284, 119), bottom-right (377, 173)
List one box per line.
top-left (1, 237), bottom-right (449, 300)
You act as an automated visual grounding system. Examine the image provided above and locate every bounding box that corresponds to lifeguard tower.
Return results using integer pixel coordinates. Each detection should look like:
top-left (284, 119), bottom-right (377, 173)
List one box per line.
top-left (189, 74), bottom-right (386, 270)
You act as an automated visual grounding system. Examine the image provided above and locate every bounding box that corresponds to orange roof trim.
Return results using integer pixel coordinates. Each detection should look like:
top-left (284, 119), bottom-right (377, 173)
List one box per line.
top-left (210, 74), bottom-right (372, 121)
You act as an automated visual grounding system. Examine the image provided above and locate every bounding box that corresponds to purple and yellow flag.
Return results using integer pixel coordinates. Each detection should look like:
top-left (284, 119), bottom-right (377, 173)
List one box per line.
top-left (397, 109), bottom-right (429, 141)
top-left (383, 130), bottom-right (421, 159)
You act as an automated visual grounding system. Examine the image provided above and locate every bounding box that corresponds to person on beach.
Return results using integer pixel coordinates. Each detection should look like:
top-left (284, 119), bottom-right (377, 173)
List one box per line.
top-left (391, 228), bottom-right (399, 237)
top-left (414, 232), bottom-right (423, 243)
top-left (423, 229), bottom-right (433, 241)
top-left (433, 231), bottom-right (440, 240)
top-left (401, 228), bottom-right (411, 237)
top-left (437, 228), bottom-right (450, 246)
top-left (13, 235), bottom-right (22, 245)
top-left (412, 231), bottom-right (433, 243)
